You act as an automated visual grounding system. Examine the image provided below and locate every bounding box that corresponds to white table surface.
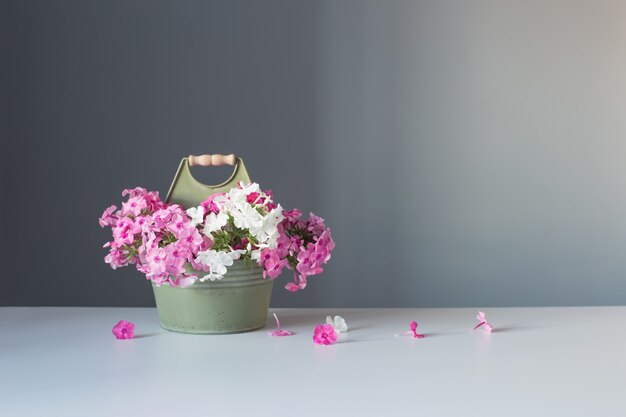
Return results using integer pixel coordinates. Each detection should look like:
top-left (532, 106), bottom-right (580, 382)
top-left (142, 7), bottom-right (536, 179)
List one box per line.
top-left (1, 307), bottom-right (625, 417)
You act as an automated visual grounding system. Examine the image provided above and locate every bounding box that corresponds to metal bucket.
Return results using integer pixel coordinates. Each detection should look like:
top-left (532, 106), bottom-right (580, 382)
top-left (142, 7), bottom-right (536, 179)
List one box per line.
top-left (152, 260), bottom-right (274, 334)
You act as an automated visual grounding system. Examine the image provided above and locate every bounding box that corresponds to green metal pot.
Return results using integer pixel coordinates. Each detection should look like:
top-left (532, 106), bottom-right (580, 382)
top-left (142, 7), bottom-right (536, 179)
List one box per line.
top-left (152, 260), bottom-right (274, 334)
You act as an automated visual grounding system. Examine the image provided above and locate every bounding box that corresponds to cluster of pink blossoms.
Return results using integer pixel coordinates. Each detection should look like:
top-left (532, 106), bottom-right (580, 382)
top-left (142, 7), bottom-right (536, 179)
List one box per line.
top-left (100, 183), bottom-right (334, 291)
top-left (99, 187), bottom-right (207, 287)
top-left (257, 209), bottom-right (335, 292)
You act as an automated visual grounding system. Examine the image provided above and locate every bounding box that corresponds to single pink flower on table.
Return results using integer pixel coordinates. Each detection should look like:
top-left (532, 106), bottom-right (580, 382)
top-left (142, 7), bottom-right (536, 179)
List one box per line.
top-left (395, 320), bottom-right (425, 339)
top-left (312, 324), bottom-right (338, 345)
top-left (112, 320), bottom-right (135, 339)
top-left (409, 321), bottom-right (425, 338)
top-left (473, 311), bottom-right (493, 333)
top-left (268, 313), bottom-right (293, 336)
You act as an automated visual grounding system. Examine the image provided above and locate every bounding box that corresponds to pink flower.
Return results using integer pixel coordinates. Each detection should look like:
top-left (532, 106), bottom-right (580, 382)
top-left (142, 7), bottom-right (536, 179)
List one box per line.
top-left (274, 233), bottom-right (290, 258)
top-left (112, 320), bottom-right (135, 339)
top-left (122, 187), bottom-right (147, 198)
top-left (121, 196), bottom-right (148, 216)
top-left (103, 242), bottom-right (129, 269)
top-left (296, 246), bottom-right (324, 277)
top-left (284, 208), bottom-right (302, 222)
top-left (165, 244), bottom-right (189, 275)
top-left (246, 191), bottom-right (261, 205)
top-left (259, 249), bottom-right (288, 279)
top-left (473, 311), bottom-right (493, 333)
top-left (268, 313), bottom-right (293, 336)
top-left (316, 229), bottom-right (335, 253)
top-left (313, 323), bottom-right (338, 345)
top-left (166, 213), bottom-right (189, 237)
top-left (99, 205), bottom-right (118, 227)
top-left (170, 275), bottom-right (197, 288)
top-left (285, 274), bottom-right (307, 292)
top-left (145, 247), bottom-right (168, 275)
top-left (409, 321), bottom-right (425, 339)
top-left (112, 217), bottom-right (140, 245)
top-left (200, 193), bottom-right (226, 214)
top-left (307, 212), bottom-right (326, 235)
top-left (178, 227), bottom-right (204, 252)
top-left (395, 320), bottom-right (425, 339)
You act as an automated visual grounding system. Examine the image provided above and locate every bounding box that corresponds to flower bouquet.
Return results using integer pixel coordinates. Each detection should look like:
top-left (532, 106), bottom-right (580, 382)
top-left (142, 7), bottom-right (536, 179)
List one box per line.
top-left (99, 155), bottom-right (334, 333)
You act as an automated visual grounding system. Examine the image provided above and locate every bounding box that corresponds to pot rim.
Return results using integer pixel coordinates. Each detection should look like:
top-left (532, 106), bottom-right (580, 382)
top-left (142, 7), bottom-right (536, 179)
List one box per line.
top-left (154, 259), bottom-right (270, 288)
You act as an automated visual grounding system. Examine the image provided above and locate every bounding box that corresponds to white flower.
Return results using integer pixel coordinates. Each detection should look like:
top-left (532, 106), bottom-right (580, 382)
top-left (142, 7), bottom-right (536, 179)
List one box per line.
top-left (203, 212), bottom-right (228, 235)
top-left (250, 205), bottom-right (284, 247)
top-left (326, 315), bottom-right (348, 333)
top-left (229, 182), bottom-right (260, 204)
top-left (231, 202), bottom-right (263, 231)
top-left (186, 206), bottom-right (205, 227)
top-left (195, 250), bottom-right (240, 281)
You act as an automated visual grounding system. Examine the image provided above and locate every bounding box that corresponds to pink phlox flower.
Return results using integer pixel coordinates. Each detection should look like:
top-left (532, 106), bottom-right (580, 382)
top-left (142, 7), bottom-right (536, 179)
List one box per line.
top-left (113, 217), bottom-right (140, 245)
top-left (190, 256), bottom-right (210, 272)
top-left (121, 196), bottom-right (147, 216)
top-left (99, 205), bottom-right (118, 227)
top-left (268, 313), bottom-right (293, 336)
top-left (284, 209), bottom-right (302, 222)
top-left (259, 249), bottom-right (288, 279)
top-left (148, 272), bottom-right (168, 286)
top-left (285, 273), bottom-right (307, 292)
top-left (316, 229), bottom-right (335, 252)
top-left (313, 323), bottom-right (338, 345)
top-left (200, 193), bottom-right (226, 215)
top-left (246, 191), bottom-right (262, 205)
top-left (232, 237), bottom-right (249, 251)
top-left (165, 244), bottom-right (190, 275)
top-left (112, 320), bottom-right (135, 339)
top-left (170, 275), bottom-right (197, 288)
top-left (296, 245), bottom-right (324, 277)
top-left (307, 212), bottom-right (326, 235)
top-left (409, 321), bottom-right (425, 338)
top-left (178, 227), bottom-right (204, 251)
top-left (473, 311), bottom-right (493, 333)
top-left (273, 238), bottom-right (289, 259)
top-left (166, 213), bottom-right (191, 238)
top-left (145, 191), bottom-right (165, 211)
top-left (122, 187), bottom-right (148, 198)
top-left (145, 247), bottom-right (169, 275)
top-left (151, 208), bottom-right (173, 228)
top-left (104, 241), bottom-right (129, 269)
top-left (395, 320), bottom-right (425, 339)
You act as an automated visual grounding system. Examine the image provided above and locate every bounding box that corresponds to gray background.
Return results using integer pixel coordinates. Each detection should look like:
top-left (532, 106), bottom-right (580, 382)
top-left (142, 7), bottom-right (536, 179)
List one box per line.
top-left (3, 0), bottom-right (626, 307)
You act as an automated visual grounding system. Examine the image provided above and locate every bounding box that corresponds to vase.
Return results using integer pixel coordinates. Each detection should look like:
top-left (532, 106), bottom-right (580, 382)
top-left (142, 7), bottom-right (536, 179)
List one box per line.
top-left (152, 260), bottom-right (274, 334)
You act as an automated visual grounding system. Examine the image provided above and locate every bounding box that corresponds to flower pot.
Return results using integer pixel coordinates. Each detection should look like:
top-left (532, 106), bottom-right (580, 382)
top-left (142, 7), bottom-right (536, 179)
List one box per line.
top-left (152, 260), bottom-right (274, 334)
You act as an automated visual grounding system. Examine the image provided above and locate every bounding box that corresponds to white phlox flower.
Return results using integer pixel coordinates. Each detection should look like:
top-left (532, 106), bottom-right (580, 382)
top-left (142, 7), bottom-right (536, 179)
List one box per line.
top-left (186, 206), bottom-right (205, 227)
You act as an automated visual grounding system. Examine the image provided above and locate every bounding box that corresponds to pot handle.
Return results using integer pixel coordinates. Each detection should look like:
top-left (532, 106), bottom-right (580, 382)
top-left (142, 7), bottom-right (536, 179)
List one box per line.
top-left (188, 154), bottom-right (236, 167)
top-left (165, 154), bottom-right (251, 208)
